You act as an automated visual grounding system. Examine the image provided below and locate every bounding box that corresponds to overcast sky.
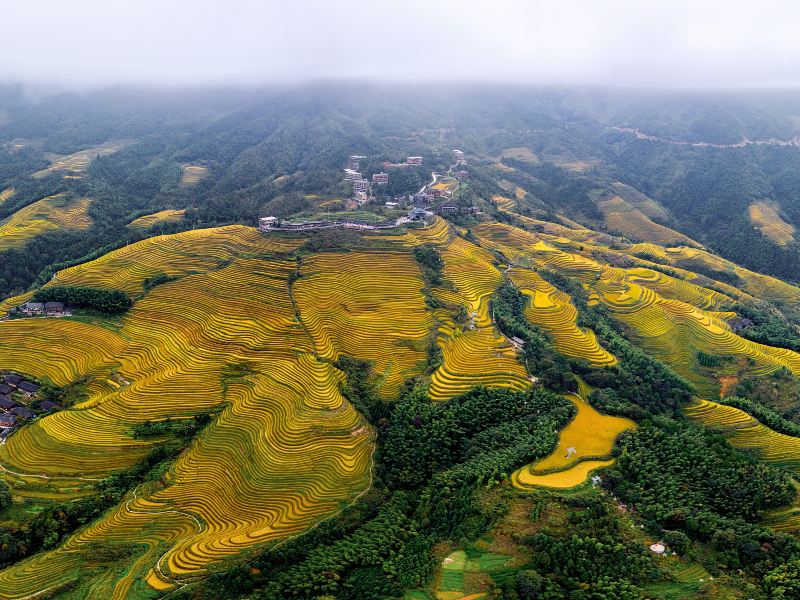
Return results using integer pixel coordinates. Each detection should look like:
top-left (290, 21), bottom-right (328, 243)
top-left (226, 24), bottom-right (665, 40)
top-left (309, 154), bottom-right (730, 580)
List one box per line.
top-left (1, 0), bottom-right (798, 89)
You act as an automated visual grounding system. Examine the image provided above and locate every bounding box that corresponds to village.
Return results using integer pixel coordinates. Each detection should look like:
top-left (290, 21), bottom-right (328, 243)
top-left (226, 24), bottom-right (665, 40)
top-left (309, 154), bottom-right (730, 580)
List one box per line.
top-left (0, 372), bottom-right (60, 442)
top-left (259, 149), bottom-right (476, 232)
top-left (10, 301), bottom-right (71, 318)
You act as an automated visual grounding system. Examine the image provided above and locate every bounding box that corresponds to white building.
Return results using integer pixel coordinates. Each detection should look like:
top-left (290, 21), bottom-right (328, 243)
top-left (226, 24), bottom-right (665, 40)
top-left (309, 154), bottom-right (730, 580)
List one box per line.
top-left (453, 149), bottom-right (465, 163)
top-left (406, 156), bottom-right (423, 165)
top-left (352, 178), bottom-right (370, 193)
top-left (259, 216), bottom-right (278, 230)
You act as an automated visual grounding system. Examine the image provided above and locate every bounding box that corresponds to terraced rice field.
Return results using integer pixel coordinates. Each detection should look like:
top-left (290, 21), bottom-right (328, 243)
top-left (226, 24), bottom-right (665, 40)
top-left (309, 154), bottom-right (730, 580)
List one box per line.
top-left (0, 227), bottom-right (374, 596)
top-left (749, 200), bottom-right (795, 246)
top-left (180, 164), bottom-right (209, 185)
top-left (0, 195), bottom-right (92, 251)
top-left (0, 187), bottom-right (14, 203)
top-left (512, 392), bottom-right (634, 490)
top-left (469, 219), bottom-right (800, 390)
top-left (498, 179), bottom-right (527, 201)
top-left (32, 140), bottom-right (131, 179)
top-left (128, 209), bottom-right (186, 228)
top-left (685, 400), bottom-right (800, 471)
top-left (598, 195), bottom-right (696, 246)
top-left (508, 268), bottom-right (616, 366)
top-left (594, 271), bottom-right (800, 389)
top-left (294, 251), bottom-right (432, 398)
top-left (430, 177), bottom-right (459, 193)
top-left (501, 147), bottom-right (538, 163)
top-left (429, 326), bottom-right (529, 402)
top-left (52, 224), bottom-right (302, 295)
top-left (491, 195), bottom-right (516, 211)
top-left (429, 235), bottom-right (529, 401)
top-left (626, 243), bottom-right (800, 305)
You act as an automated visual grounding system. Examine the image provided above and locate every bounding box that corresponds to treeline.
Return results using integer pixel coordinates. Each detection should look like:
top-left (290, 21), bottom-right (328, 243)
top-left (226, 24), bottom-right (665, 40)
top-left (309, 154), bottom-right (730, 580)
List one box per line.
top-left (733, 301), bottom-right (800, 352)
top-left (0, 437), bottom-right (199, 567)
top-left (33, 285), bottom-right (132, 314)
top-left (606, 422), bottom-right (799, 577)
top-left (491, 281), bottom-right (579, 392)
top-left (179, 383), bottom-right (573, 599)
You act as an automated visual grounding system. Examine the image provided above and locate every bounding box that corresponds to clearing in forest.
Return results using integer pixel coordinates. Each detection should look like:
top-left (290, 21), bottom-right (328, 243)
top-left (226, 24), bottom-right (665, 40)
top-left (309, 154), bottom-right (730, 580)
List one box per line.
top-left (180, 164), bottom-right (209, 185)
top-left (0, 195), bottom-right (92, 251)
top-left (128, 208), bottom-right (186, 229)
top-left (749, 200), bottom-right (795, 246)
top-left (512, 392), bottom-right (634, 490)
top-left (32, 139), bottom-right (131, 179)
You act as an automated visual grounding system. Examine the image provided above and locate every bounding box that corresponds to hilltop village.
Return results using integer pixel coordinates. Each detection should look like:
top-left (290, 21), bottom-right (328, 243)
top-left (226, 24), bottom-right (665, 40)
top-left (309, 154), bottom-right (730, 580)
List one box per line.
top-left (259, 149), bottom-right (475, 232)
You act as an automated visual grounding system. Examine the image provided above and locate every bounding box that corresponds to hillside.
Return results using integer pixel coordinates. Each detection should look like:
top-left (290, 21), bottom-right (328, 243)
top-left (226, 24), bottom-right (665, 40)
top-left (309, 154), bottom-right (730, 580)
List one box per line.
top-left (4, 86), bottom-right (800, 599)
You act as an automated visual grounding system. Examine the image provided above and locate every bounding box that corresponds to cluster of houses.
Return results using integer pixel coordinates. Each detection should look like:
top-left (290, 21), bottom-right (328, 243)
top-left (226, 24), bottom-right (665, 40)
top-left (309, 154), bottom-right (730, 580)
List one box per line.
top-left (344, 155), bottom-right (426, 206)
top-left (0, 373), bottom-right (59, 438)
top-left (14, 301), bottom-right (69, 317)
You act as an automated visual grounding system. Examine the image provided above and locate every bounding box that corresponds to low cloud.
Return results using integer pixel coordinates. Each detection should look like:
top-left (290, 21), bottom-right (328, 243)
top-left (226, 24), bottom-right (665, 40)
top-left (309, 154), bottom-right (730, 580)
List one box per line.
top-left (1, 0), bottom-right (798, 89)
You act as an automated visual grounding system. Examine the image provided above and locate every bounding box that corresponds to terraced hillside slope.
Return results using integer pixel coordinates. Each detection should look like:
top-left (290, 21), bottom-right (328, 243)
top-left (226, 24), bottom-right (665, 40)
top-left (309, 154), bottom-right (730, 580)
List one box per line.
top-left (4, 207), bottom-right (800, 597)
top-left (0, 194), bottom-right (92, 251)
top-left (32, 140), bottom-right (131, 179)
top-left (128, 209), bottom-right (186, 229)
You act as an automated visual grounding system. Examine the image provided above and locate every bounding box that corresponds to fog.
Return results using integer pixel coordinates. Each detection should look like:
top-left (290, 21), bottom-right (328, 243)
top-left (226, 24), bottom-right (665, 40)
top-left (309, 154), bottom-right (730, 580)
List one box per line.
top-left (2, 0), bottom-right (798, 89)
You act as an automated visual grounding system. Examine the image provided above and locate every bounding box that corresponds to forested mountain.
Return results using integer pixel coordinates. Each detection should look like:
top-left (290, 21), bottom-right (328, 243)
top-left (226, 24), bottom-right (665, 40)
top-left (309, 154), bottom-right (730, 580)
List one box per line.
top-left (2, 84), bottom-right (800, 296)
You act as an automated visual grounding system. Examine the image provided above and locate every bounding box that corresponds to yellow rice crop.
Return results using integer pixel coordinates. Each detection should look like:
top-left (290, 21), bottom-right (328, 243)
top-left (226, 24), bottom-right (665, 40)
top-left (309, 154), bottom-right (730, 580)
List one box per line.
top-left (0, 195), bottom-right (92, 251)
top-left (508, 268), bottom-right (616, 366)
top-left (598, 195), bottom-right (696, 246)
top-left (749, 200), bottom-right (795, 246)
top-left (512, 392), bottom-right (633, 490)
top-left (52, 225), bottom-right (302, 295)
top-left (180, 164), bottom-right (209, 185)
top-left (32, 140), bottom-right (131, 179)
top-left (294, 251), bottom-right (432, 397)
top-left (0, 229), bottom-right (374, 596)
top-left (128, 209), bottom-right (186, 228)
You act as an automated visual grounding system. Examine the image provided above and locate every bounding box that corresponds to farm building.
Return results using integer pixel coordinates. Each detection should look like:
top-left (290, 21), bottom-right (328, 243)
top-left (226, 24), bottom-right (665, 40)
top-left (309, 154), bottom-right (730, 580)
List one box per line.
top-left (0, 396), bottom-right (16, 410)
top-left (259, 216), bottom-right (278, 230)
top-left (17, 381), bottom-right (40, 395)
top-left (372, 172), bottom-right (388, 184)
top-left (20, 302), bottom-right (44, 313)
top-left (4, 375), bottom-right (22, 386)
top-left (456, 170), bottom-right (469, 180)
top-left (406, 156), bottom-right (423, 165)
top-left (0, 384), bottom-right (13, 395)
top-left (0, 414), bottom-right (17, 428)
top-left (352, 178), bottom-right (370, 193)
top-left (11, 406), bottom-right (35, 420)
top-left (408, 208), bottom-right (429, 221)
top-left (44, 301), bottom-right (65, 313)
top-left (38, 400), bottom-right (60, 412)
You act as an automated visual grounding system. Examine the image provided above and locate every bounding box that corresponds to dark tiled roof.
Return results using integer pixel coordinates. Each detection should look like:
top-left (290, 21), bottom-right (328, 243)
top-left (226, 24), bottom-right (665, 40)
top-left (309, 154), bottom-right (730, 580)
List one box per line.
top-left (0, 414), bottom-right (17, 427)
top-left (11, 406), bottom-right (35, 419)
top-left (0, 384), bottom-right (13, 395)
top-left (17, 381), bottom-right (40, 393)
top-left (38, 400), bottom-right (60, 411)
top-left (0, 396), bottom-right (16, 410)
top-left (4, 375), bottom-right (22, 385)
